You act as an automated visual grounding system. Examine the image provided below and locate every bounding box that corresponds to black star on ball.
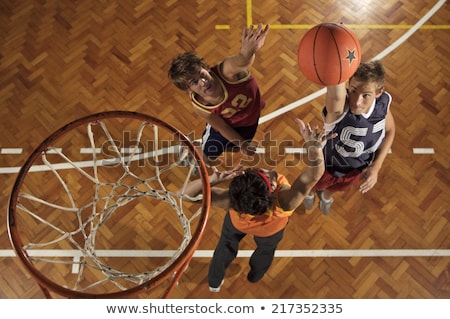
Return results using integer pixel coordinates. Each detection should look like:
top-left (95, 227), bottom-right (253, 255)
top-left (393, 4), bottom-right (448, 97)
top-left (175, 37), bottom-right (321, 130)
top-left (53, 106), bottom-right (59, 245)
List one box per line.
top-left (346, 49), bottom-right (357, 64)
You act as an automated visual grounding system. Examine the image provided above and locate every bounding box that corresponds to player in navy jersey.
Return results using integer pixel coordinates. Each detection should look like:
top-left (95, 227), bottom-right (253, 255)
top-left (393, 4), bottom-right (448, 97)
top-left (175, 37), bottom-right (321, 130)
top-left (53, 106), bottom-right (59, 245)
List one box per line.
top-left (303, 60), bottom-right (396, 215)
top-left (168, 23), bottom-right (269, 165)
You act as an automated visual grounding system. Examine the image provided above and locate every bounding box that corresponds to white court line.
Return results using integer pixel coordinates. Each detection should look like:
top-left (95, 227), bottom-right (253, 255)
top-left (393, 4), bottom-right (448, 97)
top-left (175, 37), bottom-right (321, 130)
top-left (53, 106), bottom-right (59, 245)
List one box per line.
top-left (0, 146), bottom-right (430, 175)
top-left (79, 148), bottom-right (101, 154)
top-left (0, 145), bottom-right (182, 174)
top-left (1, 148), bottom-right (23, 154)
top-left (121, 147), bottom-right (142, 153)
top-left (6, 249), bottom-right (448, 274)
top-left (1, 249), bottom-right (449, 258)
top-left (413, 148), bottom-right (435, 154)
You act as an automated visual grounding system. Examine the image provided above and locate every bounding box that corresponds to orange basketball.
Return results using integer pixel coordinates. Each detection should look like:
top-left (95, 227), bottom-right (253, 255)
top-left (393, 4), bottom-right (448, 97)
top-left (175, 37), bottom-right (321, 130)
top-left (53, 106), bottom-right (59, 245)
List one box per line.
top-left (297, 23), bottom-right (361, 86)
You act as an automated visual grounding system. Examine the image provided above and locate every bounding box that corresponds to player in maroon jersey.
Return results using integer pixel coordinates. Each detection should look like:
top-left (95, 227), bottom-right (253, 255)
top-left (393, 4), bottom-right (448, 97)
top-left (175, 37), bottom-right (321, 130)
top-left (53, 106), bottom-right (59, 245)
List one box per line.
top-left (168, 23), bottom-right (269, 165)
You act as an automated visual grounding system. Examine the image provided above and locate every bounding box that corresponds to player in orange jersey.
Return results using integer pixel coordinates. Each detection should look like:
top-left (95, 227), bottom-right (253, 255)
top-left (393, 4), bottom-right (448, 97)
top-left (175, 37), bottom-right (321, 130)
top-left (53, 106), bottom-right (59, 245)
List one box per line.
top-left (179, 118), bottom-right (336, 292)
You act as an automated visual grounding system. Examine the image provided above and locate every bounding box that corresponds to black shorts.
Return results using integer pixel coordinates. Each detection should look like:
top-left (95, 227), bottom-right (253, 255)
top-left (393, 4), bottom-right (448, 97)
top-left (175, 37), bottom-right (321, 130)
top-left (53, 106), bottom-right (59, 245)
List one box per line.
top-left (201, 123), bottom-right (258, 159)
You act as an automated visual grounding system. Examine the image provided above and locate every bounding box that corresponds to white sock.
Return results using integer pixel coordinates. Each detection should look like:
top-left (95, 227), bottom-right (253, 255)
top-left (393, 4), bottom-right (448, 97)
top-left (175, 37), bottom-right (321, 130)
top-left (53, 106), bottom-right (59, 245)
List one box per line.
top-left (322, 196), bottom-right (332, 203)
top-left (318, 192), bottom-right (332, 202)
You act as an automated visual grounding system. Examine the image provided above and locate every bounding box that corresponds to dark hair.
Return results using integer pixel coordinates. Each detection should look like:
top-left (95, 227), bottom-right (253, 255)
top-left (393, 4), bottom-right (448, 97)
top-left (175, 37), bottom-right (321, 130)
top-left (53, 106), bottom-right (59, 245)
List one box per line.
top-left (168, 52), bottom-right (210, 91)
top-left (228, 170), bottom-right (274, 215)
top-left (351, 60), bottom-right (385, 90)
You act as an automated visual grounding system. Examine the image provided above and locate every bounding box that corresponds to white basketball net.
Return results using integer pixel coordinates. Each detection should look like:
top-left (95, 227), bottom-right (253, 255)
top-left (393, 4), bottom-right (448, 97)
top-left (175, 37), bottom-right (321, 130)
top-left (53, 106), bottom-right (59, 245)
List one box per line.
top-left (10, 114), bottom-right (207, 296)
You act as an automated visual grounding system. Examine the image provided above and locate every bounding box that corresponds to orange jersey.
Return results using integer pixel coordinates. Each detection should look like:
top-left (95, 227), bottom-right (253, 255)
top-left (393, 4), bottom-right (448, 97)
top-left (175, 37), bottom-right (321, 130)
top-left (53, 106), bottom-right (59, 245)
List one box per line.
top-left (229, 174), bottom-right (294, 237)
top-left (190, 62), bottom-right (265, 127)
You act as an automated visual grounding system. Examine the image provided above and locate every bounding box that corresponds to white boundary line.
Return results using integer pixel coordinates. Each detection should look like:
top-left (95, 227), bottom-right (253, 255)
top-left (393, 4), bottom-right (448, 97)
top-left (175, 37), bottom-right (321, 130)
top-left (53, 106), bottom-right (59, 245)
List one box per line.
top-left (413, 148), bottom-right (435, 154)
top-left (4, 248), bottom-right (448, 274)
top-left (0, 148), bottom-right (23, 154)
top-left (0, 146), bottom-right (435, 175)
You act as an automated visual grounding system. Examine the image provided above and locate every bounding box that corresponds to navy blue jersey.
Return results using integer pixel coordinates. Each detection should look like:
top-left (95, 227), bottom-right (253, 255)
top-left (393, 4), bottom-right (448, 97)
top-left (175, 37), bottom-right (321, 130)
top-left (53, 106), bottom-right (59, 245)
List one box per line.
top-left (322, 91), bottom-right (392, 177)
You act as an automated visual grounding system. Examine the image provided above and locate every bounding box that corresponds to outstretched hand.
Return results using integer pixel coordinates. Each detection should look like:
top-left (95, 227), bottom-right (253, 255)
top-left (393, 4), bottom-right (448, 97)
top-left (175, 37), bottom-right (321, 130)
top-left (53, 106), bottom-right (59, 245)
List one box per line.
top-left (295, 118), bottom-right (337, 144)
top-left (241, 23), bottom-right (270, 55)
top-left (209, 165), bottom-right (243, 185)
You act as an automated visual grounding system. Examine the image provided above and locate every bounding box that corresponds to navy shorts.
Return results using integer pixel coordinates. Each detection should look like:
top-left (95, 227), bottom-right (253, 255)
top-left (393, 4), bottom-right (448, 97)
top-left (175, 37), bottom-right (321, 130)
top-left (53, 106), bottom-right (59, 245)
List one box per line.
top-left (201, 123), bottom-right (258, 159)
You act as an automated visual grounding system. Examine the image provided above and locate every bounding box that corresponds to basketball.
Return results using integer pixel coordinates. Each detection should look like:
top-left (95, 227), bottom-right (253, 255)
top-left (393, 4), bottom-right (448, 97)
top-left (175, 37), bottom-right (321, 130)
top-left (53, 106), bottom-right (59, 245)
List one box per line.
top-left (297, 23), bottom-right (361, 86)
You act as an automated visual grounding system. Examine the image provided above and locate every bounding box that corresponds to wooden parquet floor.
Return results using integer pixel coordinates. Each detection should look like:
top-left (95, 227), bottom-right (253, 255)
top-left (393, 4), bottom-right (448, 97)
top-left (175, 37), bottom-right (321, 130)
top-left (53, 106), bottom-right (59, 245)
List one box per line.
top-left (0, 0), bottom-right (449, 299)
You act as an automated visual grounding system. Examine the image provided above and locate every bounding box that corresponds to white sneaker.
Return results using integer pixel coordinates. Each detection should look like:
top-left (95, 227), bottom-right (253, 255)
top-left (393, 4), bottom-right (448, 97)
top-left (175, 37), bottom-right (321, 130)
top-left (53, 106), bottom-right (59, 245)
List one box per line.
top-left (209, 280), bottom-right (224, 292)
top-left (303, 193), bottom-right (315, 210)
top-left (317, 191), bottom-right (333, 215)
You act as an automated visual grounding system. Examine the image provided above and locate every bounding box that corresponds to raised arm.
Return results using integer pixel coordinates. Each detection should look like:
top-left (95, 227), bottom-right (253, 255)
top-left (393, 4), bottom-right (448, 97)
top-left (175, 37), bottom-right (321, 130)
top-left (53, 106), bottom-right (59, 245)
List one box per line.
top-left (221, 23), bottom-right (269, 81)
top-left (277, 119), bottom-right (334, 211)
top-left (324, 82), bottom-right (347, 123)
top-left (177, 166), bottom-right (243, 210)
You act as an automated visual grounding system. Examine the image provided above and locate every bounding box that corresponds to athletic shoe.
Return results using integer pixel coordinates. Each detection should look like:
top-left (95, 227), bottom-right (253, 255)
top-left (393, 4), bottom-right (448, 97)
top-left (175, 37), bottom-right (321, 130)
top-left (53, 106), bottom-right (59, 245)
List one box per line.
top-left (303, 194), bottom-right (315, 210)
top-left (209, 280), bottom-right (224, 292)
top-left (317, 191), bottom-right (334, 215)
top-left (247, 271), bottom-right (264, 283)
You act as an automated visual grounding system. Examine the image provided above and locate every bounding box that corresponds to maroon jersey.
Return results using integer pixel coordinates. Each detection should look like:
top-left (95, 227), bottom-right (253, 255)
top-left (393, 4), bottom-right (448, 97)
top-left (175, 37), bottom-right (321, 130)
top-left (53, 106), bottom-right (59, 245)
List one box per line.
top-left (190, 62), bottom-right (265, 127)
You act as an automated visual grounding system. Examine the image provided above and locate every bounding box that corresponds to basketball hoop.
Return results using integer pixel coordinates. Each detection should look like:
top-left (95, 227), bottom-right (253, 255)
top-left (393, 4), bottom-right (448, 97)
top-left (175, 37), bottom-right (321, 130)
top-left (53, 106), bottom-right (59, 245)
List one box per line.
top-left (7, 111), bottom-right (210, 298)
